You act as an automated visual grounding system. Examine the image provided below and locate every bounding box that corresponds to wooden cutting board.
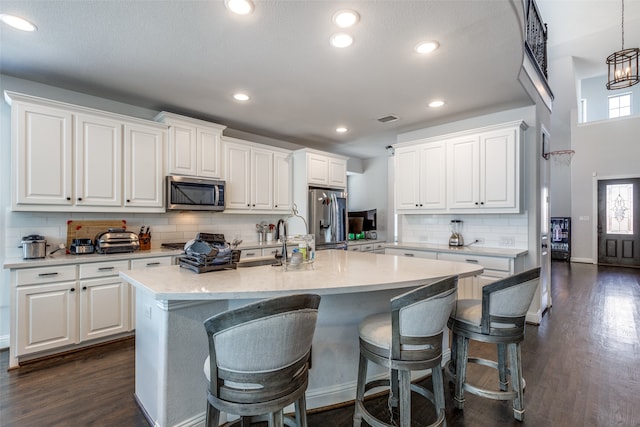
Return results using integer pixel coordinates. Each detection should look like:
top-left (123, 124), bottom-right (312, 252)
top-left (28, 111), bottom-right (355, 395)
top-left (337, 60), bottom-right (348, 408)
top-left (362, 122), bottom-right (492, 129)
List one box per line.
top-left (66, 219), bottom-right (128, 248)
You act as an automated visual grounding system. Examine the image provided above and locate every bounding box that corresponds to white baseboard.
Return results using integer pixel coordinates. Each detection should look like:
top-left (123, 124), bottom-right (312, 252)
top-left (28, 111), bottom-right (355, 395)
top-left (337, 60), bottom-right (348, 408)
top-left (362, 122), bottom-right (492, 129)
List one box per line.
top-left (526, 309), bottom-right (542, 325)
top-left (570, 257), bottom-right (593, 264)
top-left (0, 334), bottom-right (9, 350)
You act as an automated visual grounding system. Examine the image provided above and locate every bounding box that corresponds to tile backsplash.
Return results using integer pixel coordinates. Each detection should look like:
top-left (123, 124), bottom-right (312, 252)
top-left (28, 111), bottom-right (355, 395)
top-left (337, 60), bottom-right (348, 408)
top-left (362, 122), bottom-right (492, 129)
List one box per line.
top-left (398, 212), bottom-right (529, 249)
top-left (4, 211), bottom-right (287, 259)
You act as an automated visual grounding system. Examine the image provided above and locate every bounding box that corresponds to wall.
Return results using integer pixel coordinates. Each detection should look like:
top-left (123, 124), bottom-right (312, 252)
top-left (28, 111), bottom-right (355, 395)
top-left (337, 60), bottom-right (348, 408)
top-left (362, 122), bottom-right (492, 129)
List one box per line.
top-left (581, 74), bottom-right (640, 123)
top-left (570, 113), bottom-right (640, 263)
top-left (346, 156), bottom-right (389, 241)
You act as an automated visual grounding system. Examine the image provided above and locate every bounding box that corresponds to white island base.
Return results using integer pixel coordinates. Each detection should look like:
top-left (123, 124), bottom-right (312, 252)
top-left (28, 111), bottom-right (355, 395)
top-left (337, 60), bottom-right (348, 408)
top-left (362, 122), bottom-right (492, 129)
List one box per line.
top-left (121, 250), bottom-right (483, 427)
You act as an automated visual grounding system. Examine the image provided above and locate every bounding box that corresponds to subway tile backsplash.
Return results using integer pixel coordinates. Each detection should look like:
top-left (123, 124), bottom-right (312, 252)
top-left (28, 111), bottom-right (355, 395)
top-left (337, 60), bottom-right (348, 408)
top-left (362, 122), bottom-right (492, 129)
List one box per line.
top-left (4, 211), bottom-right (286, 259)
top-left (398, 212), bottom-right (529, 249)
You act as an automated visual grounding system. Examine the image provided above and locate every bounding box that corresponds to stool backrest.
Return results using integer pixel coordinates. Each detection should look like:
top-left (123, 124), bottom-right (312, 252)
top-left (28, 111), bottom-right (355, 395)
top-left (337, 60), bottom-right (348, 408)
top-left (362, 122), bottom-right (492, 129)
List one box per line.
top-left (391, 275), bottom-right (458, 360)
top-left (481, 267), bottom-right (541, 334)
top-left (204, 293), bottom-right (320, 403)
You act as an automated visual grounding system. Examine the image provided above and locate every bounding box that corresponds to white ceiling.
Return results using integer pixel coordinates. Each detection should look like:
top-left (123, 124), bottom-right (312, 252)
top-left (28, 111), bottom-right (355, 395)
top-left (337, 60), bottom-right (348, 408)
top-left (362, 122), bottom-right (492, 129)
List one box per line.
top-left (1, 1), bottom-right (638, 159)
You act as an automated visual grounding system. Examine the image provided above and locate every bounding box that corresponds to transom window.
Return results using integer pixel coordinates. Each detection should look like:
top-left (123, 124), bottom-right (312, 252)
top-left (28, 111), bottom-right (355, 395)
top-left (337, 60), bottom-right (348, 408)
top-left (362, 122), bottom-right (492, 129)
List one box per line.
top-left (608, 93), bottom-right (632, 119)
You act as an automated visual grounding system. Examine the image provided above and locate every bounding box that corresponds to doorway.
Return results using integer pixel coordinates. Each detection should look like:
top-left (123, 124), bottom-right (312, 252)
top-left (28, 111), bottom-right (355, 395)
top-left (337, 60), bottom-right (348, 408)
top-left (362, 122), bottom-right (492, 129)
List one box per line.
top-left (597, 178), bottom-right (640, 267)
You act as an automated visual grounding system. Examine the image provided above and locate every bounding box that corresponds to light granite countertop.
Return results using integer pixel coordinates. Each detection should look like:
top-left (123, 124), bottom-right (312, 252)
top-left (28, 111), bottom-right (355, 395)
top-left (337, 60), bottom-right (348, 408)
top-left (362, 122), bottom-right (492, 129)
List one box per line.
top-left (386, 242), bottom-right (527, 258)
top-left (119, 249), bottom-right (483, 300)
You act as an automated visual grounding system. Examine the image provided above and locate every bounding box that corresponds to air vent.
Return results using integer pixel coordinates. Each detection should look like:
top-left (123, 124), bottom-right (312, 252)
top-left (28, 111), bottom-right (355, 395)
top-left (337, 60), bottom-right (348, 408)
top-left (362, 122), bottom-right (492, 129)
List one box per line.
top-left (377, 115), bottom-right (399, 123)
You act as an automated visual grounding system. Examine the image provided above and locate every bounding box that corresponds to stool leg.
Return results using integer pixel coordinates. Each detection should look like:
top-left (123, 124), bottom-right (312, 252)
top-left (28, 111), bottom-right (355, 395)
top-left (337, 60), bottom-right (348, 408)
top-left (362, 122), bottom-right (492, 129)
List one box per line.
top-left (295, 395), bottom-right (308, 427)
top-left (399, 369), bottom-right (411, 427)
top-left (206, 401), bottom-right (220, 427)
top-left (390, 369), bottom-right (399, 410)
top-left (453, 333), bottom-right (469, 410)
top-left (432, 365), bottom-right (446, 419)
top-left (268, 410), bottom-right (285, 427)
top-left (353, 352), bottom-right (368, 427)
top-left (497, 343), bottom-right (509, 392)
top-left (447, 331), bottom-right (457, 383)
top-left (509, 342), bottom-right (525, 421)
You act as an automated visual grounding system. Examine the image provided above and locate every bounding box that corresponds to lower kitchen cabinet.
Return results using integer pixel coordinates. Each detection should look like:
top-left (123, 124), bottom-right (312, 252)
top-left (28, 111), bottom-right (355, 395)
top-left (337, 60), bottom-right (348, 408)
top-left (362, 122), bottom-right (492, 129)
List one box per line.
top-left (79, 277), bottom-right (129, 341)
top-left (129, 256), bottom-right (174, 330)
top-left (348, 240), bottom-right (386, 253)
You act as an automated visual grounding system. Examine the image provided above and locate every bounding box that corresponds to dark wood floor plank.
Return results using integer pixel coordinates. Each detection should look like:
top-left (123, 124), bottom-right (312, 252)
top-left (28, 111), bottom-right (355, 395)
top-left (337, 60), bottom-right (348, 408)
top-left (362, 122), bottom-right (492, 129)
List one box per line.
top-left (1, 262), bottom-right (639, 426)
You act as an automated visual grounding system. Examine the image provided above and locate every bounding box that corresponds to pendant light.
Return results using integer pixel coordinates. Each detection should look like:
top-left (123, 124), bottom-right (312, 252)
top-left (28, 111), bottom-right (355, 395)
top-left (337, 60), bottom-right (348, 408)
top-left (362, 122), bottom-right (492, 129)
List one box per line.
top-left (606, 0), bottom-right (639, 90)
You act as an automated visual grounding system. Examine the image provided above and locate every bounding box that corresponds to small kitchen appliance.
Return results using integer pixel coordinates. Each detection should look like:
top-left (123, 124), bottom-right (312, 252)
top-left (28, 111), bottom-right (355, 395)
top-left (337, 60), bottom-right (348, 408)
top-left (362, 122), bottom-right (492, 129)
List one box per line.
top-left (19, 235), bottom-right (47, 259)
top-left (449, 220), bottom-right (464, 247)
top-left (166, 176), bottom-right (225, 211)
top-left (70, 238), bottom-right (95, 255)
top-left (95, 228), bottom-right (140, 254)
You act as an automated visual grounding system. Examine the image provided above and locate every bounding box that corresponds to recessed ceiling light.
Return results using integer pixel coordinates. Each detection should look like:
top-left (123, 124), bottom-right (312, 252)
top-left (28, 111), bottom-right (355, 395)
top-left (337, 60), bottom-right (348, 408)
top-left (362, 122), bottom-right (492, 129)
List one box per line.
top-left (0, 14), bottom-right (37, 31)
top-left (224, 0), bottom-right (254, 15)
top-left (333, 10), bottom-right (359, 28)
top-left (233, 93), bottom-right (250, 101)
top-left (415, 41), bottom-right (439, 55)
top-left (330, 33), bottom-right (354, 48)
top-left (428, 100), bottom-right (445, 108)
top-left (336, 127), bottom-right (348, 133)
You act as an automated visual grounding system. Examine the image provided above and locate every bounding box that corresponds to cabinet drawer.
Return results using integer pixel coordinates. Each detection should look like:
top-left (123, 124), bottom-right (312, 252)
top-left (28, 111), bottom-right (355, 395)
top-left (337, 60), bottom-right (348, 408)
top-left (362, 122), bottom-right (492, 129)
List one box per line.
top-left (79, 260), bottom-right (129, 279)
top-left (240, 249), bottom-right (261, 260)
top-left (131, 256), bottom-right (173, 269)
top-left (437, 253), bottom-right (511, 272)
top-left (16, 265), bottom-right (77, 286)
top-left (385, 248), bottom-right (437, 259)
top-left (261, 247), bottom-right (282, 257)
top-left (348, 244), bottom-right (362, 251)
top-left (373, 243), bottom-right (386, 251)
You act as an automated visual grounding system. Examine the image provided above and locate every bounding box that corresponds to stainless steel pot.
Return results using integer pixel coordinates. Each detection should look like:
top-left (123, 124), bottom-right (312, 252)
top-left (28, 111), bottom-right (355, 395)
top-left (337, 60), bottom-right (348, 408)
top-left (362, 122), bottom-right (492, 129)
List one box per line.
top-left (20, 235), bottom-right (47, 259)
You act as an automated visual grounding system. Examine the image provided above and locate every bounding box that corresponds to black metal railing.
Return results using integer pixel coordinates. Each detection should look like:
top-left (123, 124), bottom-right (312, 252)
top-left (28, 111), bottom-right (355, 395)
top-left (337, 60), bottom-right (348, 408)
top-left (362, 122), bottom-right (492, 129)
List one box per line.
top-left (525, 0), bottom-right (548, 79)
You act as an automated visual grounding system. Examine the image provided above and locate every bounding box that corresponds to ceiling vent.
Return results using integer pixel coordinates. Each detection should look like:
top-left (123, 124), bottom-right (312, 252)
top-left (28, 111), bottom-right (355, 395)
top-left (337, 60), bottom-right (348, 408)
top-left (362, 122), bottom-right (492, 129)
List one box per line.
top-left (377, 115), bottom-right (399, 123)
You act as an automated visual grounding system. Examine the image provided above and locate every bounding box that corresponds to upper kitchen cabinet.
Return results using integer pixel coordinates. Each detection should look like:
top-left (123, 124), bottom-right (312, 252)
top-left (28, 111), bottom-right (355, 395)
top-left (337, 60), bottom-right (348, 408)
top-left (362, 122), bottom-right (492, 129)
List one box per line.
top-left (222, 136), bottom-right (292, 213)
top-left (295, 149), bottom-right (348, 189)
top-left (447, 122), bottom-right (526, 213)
top-left (393, 120), bottom-right (526, 214)
top-left (155, 112), bottom-right (227, 179)
top-left (395, 141), bottom-right (446, 212)
top-left (6, 91), bottom-right (167, 213)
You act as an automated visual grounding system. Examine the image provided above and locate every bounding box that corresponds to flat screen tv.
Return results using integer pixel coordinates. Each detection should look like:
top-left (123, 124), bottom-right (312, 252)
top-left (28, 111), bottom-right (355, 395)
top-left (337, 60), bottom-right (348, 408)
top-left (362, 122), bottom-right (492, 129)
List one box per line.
top-left (348, 209), bottom-right (377, 232)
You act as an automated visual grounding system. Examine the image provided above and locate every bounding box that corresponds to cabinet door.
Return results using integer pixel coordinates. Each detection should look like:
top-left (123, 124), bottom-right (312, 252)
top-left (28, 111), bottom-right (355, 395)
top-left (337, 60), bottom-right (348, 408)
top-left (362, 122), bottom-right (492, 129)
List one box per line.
top-left (197, 127), bottom-right (222, 178)
top-left (480, 129), bottom-right (517, 209)
top-left (328, 157), bottom-right (347, 188)
top-left (14, 102), bottom-right (73, 206)
top-left (79, 277), bottom-right (129, 341)
top-left (307, 153), bottom-right (329, 186)
top-left (251, 148), bottom-right (273, 210)
top-left (124, 123), bottom-right (165, 208)
top-left (273, 152), bottom-right (292, 211)
top-left (419, 142), bottom-right (447, 210)
top-left (224, 141), bottom-right (252, 209)
top-left (395, 146), bottom-right (421, 210)
top-left (447, 135), bottom-right (480, 209)
top-left (16, 282), bottom-right (78, 356)
top-left (75, 114), bottom-right (122, 207)
top-left (168, 123), bottom-right (197, 176)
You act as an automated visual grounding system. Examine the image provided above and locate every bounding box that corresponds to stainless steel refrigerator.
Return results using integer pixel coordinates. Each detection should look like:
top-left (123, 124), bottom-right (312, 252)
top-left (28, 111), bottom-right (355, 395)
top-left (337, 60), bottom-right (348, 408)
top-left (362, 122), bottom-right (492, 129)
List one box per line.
top-left (308, 188), bottom-right (348, 250)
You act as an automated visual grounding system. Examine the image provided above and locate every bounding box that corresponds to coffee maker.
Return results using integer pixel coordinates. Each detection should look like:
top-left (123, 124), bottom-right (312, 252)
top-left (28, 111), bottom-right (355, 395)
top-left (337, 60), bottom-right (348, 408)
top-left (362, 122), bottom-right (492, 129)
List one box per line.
top-left (449, 220), bottom-right (464, 246)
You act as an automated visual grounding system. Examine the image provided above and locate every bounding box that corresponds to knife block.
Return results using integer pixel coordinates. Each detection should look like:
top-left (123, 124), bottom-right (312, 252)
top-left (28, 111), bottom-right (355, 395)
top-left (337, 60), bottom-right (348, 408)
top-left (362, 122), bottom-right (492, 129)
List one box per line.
top-left (139, 233), bottom-right (151, 250)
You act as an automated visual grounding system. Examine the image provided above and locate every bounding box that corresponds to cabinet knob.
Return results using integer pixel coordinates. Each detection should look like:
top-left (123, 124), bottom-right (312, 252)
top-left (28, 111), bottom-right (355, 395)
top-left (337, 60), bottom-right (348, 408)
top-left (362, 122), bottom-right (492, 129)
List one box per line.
top-left (247, 204), bottom-right (250, 207)
top-left (82, 286), bottom-right (87, 291)
top-left (66, 197), bottom-right (71, 201)
top-left (252, 204), bottom-right (255, 207)
top-left (475, 202), bottom-right (479, 205)
top-left (77, 197), bottom-right (83, 201)
top-left (419, 204), bottom-right (423, 207)
top-left (275, 205), bottom-right (278, 208)
top-left (70, 288), bottom-right (75, 292)
top-left (126, 199), bottom-right (130, 203)
top-left (480, 202), bottom-right (484, 205)
top-left (415, 204), bottom-right (419, 207)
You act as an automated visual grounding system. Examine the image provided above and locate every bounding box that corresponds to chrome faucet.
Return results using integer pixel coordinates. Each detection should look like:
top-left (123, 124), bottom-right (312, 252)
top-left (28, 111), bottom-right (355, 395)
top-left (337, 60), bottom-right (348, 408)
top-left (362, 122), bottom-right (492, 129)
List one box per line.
top-left (276, 219), bottom-right (288, 263)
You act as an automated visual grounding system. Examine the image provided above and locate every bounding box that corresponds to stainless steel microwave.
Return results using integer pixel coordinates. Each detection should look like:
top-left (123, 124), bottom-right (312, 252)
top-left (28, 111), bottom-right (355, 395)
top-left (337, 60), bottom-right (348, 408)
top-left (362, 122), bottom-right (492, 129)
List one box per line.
top-left (166, 176), bottom-right (225, 211)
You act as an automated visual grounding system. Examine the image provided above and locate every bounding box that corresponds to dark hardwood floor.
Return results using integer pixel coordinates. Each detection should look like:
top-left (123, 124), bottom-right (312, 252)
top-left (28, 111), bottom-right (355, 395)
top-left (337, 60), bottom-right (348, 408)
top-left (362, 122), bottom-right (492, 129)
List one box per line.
top-left (1, 262), bottom-right (639, 427)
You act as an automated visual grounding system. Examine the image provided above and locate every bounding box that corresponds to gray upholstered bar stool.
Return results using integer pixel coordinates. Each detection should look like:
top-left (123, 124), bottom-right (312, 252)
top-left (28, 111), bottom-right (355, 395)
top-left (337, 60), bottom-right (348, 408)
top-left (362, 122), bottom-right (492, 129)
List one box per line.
top-left (353, 275), bottom-right (458, 427)
top-left (445, 267), bottom-right (540, 422)
top-left (203, 293), bottom-right (321, 427)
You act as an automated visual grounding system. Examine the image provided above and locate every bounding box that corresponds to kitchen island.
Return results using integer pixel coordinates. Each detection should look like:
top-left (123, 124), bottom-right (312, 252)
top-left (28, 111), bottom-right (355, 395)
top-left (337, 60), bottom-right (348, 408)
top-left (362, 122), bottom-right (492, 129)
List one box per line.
top-left (119, 250), bottom-right (483, 427)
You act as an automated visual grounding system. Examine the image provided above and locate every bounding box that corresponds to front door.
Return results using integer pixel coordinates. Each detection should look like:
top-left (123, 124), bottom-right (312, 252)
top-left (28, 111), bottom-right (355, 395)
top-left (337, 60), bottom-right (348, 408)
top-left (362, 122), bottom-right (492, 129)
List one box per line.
top-left (597, 178), bottom-right (640, 267)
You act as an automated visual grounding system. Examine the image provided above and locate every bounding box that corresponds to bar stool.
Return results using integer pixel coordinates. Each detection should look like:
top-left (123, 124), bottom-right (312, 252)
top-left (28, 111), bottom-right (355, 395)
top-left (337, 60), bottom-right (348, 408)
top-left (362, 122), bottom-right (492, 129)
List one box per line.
top-left (203, 293), bottom-right (321, 427)
top-left (353, 275), bottom-right (458, 427)
top-left (446, 267), bottom-right (540, 421)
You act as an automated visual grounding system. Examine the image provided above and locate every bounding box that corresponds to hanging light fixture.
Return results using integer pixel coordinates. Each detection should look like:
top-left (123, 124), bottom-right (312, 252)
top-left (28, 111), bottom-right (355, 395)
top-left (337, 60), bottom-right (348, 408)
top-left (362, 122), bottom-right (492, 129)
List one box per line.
top-left (606, 0), bottom-right (639, 90)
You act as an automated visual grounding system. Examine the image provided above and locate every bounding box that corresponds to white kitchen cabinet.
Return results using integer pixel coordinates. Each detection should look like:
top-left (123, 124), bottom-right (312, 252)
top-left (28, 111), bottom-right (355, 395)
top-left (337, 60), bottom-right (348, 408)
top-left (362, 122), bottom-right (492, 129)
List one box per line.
top-left (385, 248), bottom-right (438, 259)
top-left (447, 123), bottom-right (523, 213)
top-left (79, 277), bottom-right (129, 341)
top-left (75, 113), bottom-right (122, 207)
top-left (347, 241), bottom-right (386, 253)
top-left (305, 151), bottom-right (347, 189)
top-left (273, 151), bottom-right (292, 212)
top-left (156, 112), bottom-right (226, 178)
top-left (223, 137), bottom-right (292, 213)
top-left (123, 123), bottom-right (165, 208)
top-left (11, 100), bottom-right (73, 207)
top-left (7, 92), bottom-right (166, 213)
top-left (395, 142), bottom-right (446, 212)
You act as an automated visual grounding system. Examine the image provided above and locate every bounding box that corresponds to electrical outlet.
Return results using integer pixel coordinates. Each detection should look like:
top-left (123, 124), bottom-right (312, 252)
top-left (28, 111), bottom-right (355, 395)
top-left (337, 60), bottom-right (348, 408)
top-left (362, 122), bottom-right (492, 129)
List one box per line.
top-left (144, 304), bottom-right (152, 320)
top-left (499, 236), bottom-right (515, 247)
